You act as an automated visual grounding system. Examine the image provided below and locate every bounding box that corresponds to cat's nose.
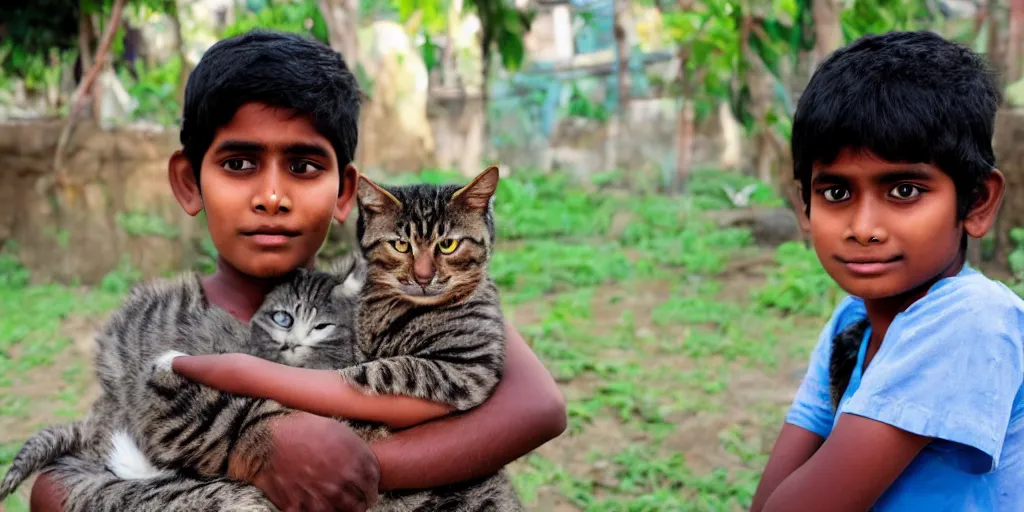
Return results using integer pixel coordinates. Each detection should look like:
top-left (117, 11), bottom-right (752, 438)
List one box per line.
top-left (413, 271), bottom-right (434, 287)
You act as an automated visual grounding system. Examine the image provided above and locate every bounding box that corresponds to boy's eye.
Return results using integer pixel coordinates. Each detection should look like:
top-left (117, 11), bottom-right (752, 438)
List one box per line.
top-left (271, 311), bottom-right (294, 328)
top-left (438, 239), bottom-right (459, 254)
top-left (389, 240), bottom-right (410, 253)
top-left (889, 184), bottom-right (921, 200)
top-left (223, 159), bottom-right (256, 172)
top-left (290, 161), bottom-right (323, 174)
top-left (822, 187), bottom-right (850, 202)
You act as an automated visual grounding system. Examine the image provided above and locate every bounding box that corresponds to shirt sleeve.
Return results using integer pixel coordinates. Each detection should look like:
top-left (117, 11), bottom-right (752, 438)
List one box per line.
top-left (785, 296), bottom-right (864, 438)
top-left (841, 277), bottom-right (1024, 471)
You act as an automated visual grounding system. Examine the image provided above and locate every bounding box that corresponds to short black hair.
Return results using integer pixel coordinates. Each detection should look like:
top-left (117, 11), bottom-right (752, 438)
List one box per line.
top-left (792, 30), bottom-right (1000, 218)
top-left (180, 29), bottom-right (361, 180)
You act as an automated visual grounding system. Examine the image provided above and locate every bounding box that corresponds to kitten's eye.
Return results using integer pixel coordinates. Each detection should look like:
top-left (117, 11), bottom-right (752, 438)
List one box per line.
top-left (389, 240), bottom-right (410, 253)
top-left (271, 311), bottom-right (294, 328)
top-left (313, 323), bottom-right (334, 331)
top-left (822, 187), bottom-right (850, 202)
top-left (438, 239), bottom-right (459, 254)
top-left (889, 184), bottom-right (921, 200)
top-left (223, 159), bottom-right (256, 172)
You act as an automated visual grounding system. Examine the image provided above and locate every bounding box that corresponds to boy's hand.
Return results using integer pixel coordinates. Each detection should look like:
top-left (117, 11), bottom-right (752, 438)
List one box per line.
top-left (238, 412), bottom-right (380, 512)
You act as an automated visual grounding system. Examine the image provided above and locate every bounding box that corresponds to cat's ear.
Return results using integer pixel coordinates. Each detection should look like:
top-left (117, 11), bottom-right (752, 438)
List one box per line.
top-left (451, 165), bottom-right (499, 211)
top-left (357, 174), bottom-right (402, 214)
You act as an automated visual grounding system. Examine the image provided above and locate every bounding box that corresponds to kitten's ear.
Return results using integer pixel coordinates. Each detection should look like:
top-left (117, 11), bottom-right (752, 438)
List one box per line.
top-left (357, 174), bottom-right (402, 214)
top-left (451, 165), bottom-right (499, 211)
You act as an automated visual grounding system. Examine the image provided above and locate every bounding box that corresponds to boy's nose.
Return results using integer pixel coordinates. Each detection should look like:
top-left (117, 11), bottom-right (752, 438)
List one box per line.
top-left (846, 201), bottom-right (888, 245)
top-left (252, 191), bottom-right (292, 214)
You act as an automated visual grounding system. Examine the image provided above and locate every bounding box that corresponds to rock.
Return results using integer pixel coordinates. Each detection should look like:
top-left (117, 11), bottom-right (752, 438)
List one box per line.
top-left (707, 206), bottom-right (802, 247)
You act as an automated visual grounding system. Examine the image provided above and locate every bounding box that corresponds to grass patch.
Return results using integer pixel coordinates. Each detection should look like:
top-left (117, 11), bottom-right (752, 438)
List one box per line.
top-left (1, 169), bottom-right (838, 511)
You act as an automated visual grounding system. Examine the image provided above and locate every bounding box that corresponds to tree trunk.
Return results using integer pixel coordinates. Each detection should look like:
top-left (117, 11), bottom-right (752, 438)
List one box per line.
top-left (1008, 0), bottom-right (1024, 83)
top-left (994, 109), bottom-right (1024, 267)
top-left (318, 0), bottom-right (359, 60)
top-left (672, 100), bottom-right (695, 194)
top-left (613, 0), bottom-right (630, 114)
top-left (78, 10), bottom-right (93, 78)
top-left (442, 0), bottom-right (465, 89)
top-left (988, 0), bottom-right (1004, 85)
top-left (606, 0), bottom-right (630, 172)
top-left (55, 0), bottom-right (126, 177)
top-left (167, 0), bottom-right (190, 106)
top-left (812, 0), bottom-right (842, 66)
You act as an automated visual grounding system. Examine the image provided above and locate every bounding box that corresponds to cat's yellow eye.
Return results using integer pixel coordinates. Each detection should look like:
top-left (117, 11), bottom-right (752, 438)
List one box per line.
top-left (438, 239), bottom-right (459, 254)
top-left (390, 240), bottom-right (410, 253)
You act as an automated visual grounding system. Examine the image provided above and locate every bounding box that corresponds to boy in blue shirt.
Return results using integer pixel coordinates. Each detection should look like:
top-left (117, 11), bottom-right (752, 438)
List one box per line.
top-left (750, 31), bottom-right (1023, 511)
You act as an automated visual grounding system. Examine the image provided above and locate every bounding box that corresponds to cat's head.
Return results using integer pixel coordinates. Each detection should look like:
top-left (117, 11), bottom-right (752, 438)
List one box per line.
top-left (356, 166), bottom-right (499, 306)
top-left (250, 268), bottom-right (358, 368)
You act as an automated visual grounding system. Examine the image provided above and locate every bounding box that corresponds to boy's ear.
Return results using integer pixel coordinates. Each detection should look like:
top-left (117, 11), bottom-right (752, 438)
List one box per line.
top-left (357, 173), bottom-right (402, 214)
top-left (964, 169), bottom-right (1005, 239)
top-left (168, 151), bottom-right (203, 216)
top-left (333, 164), bottom-right (359, 224)
top-left (451, 165), bottom-right (499, 211)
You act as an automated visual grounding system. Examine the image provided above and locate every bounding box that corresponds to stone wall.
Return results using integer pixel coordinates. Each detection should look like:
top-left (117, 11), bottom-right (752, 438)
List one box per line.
top-left (994, 108), bottom-right (1024, 264)
top-left (2, 97), bottom-right (731, 286)
top-left (0, 121), bottom-right (197, 284)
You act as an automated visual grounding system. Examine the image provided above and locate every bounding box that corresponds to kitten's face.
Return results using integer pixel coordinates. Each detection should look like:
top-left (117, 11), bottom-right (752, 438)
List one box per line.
top-left (356, 167), bottom-right (499, 306)
top-left (250, 269), bottom-right (357, 367)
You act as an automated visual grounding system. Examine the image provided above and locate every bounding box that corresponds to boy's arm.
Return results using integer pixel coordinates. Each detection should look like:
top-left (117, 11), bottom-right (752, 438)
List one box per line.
top-left (749, 424), bottom-right (825, 512)
top-left (371, 323), bottom-right (567, 491)
top-left (172, 355), bottom-right (453, 429)
top-left (176, 322), bottom-right (567, 490)
top-left (760, 414), bottom-right (931, 512)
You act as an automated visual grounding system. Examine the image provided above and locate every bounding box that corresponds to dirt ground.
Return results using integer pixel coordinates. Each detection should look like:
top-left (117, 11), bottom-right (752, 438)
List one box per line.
top-left (1, 263), bottom-right (820, 511)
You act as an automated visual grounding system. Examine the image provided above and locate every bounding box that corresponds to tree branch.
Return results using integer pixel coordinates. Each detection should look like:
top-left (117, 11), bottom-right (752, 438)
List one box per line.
top-left (53, 0), bottom-right (127, 182)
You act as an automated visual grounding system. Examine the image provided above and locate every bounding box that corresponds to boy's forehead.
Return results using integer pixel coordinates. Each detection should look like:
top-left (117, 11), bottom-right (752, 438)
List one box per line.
top-left (811, 148), bottom-right (938, 179)
top-left (211, 102), bottom-right (335, 156)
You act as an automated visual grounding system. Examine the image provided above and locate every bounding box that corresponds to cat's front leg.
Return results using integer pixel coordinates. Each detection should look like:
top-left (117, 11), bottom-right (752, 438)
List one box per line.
top-left (339, 355), bottom-right (501, 412)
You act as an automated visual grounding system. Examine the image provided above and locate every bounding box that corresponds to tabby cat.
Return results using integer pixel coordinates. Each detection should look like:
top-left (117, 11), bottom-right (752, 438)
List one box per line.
top-left (340, 165), bottom-right (522, 511)
top-left (0, 261), bottom-right (361, 511)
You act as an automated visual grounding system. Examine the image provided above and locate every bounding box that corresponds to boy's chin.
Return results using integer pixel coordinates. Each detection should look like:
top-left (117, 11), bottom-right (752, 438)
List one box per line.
top-left (232, 254), bottom-right (312, 279)
top-left (832, 275), bottom-right (918, 301)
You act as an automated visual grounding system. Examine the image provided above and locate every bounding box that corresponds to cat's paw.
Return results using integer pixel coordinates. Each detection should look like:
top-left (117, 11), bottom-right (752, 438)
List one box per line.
top-left (154, 350), bottom-right (189, 372)
top-left (147, 350), bottom-right (189, 386)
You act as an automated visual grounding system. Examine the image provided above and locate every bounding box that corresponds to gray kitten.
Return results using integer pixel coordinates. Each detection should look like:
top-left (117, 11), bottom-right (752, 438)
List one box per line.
top-left (0, 260), bottom-right (361, 511)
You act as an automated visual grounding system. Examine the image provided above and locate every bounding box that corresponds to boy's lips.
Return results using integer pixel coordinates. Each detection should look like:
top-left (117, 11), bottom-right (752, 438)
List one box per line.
top-left (834, 254), bottom-right (904, 276)
top-left (241, 226), bottom-right (301, 247)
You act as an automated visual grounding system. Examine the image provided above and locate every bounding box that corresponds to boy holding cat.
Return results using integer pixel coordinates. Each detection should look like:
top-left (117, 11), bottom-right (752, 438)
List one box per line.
top-left (750, 31), bottom-right (1023, 510)
top-left (31, 29), bottom-right (566, 511)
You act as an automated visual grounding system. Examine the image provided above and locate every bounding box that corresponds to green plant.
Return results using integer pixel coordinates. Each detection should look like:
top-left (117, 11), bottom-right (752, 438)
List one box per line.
top-left (1009, 228), bottom-right (1024, 281)
top-left (116, 211), bottom-right (181, 238)
top-left (117, 55), bottom-right (183, 125)
top-left (222, 0), bottom-right (329, 43)
top-left (0, 241), bottom-right (30, 289)
top-left (756, 241), bottom-right (841, 316)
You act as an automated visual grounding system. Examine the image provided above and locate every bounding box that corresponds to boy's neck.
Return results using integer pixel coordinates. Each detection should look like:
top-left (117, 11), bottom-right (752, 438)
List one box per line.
top-left (861, 254), bottom-right (966, 342)
top-left (201, 257), bottom-right (299, 322)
